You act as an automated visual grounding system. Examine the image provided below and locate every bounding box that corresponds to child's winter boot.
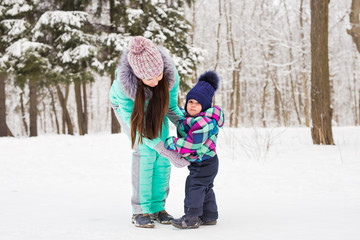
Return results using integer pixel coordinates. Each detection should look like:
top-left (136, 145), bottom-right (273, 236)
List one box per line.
top-left (171, 215), bottom-right (201, 229)
top-left (200, 219), bottom-right (217, 225)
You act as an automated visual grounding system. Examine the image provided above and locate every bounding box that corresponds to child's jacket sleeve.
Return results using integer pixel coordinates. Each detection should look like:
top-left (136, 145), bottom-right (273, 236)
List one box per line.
top-left (165, 106), bottom-right (224, 160)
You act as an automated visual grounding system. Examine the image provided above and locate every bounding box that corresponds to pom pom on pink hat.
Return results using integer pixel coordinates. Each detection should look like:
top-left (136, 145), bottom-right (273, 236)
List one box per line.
top-left (127, 36), bottom-right (164, 80)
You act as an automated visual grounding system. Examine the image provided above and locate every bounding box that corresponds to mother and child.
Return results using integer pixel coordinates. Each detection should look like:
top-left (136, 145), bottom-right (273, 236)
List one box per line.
top-left (109, 36), bottom-right (224, 229)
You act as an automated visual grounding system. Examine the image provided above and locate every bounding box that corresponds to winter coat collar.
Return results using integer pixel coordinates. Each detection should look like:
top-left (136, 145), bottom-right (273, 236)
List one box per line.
top-left (183, 106), bottom-right (225, 128)
top-left (116, 46), bottom-right (176, 101)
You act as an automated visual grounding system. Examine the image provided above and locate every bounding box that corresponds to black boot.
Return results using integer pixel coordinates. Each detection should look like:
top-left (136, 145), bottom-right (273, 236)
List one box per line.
top-left (151, 210), bottom-right (174, 224)
top-left (200, 219), bottom-right (217, 225)
top-left (171, 215), bottom-right (200, 229)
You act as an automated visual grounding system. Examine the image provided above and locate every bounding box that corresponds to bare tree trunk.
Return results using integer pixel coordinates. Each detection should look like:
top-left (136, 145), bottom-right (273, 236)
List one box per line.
top-left (229, 71), bottom-right (236, 127)
top-left (224, 0), bottom-right (241, 127)
top-left (274, 87), bottom-right (281, 126)
top-left (0, 72), bottom-right (7, 136)
top-left (262, 47), bottom-right (287, 126)
top-left (348, 0), bottom-right (360, 125)
top-left (300, 0), bottom-right (310, 127)
top-left (290, 75), bottom-right (302, 125)
top-left (235, 61), bottom-right (241, 127)
top-left (74, 82), bottom-right (83, 135)
top-left (276, 85), bottom-right (287, 126)
top-left (111, 71), bottom-right (121, 133)
top-left (214, 0), bottom-right (222, 72)
top-left (42, 102), bottom-right (46, 133)
top-left (284, 1), bottom-right (302, 125)
top-left (190, 2), bottom-right (198, 82)
top-left (48, 86), bottom-right (60, 134)
top-left (7, 123), bottom-right (14, 137)
top-left (82, 82), bottom-right (88, 134)
top-left (262, 81), bottom-right (269, 127)
top-left (190, 1), bottom-right (196, 45)
top-left (56, 84), bottom-right (73, 135)
top-left (224, 0), bottom-right (233, 126)
top-left (110, 0), bottom-right (115, 27)
top-left (310, 0), bottom-right (334, 145)
top-left (29, 77), bottom-right (37, 137)
top-left (240, 80), bottom-right (246, 124)
top-left (353, 58), bottom-right (358, 125)
top-left (347, 0), bottom-right (360, 52)
top-left (63, 84), bottom-right (69, 133)
top-left (109, 0), bottom-right (121, 134)
top-left (347, 55), bottom-right (358, 125)
top-left (20, 91), bottom-right (28, 135)
top-left (74, 81), bottom-right (87, 135)
top-left (234, 2), bottom-right (245, 127)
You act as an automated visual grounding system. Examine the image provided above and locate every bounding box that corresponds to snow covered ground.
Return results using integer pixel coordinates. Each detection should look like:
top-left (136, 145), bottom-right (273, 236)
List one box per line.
top-left (1, 127), bottom-right (360, 240)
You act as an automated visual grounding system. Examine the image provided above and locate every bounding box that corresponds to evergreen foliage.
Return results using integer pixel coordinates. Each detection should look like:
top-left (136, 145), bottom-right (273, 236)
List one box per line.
top-left (125, 0), bottom-right (203, 82)
top-left (32, 10), bottom-right (99, 84)
top-left (1, 0), bottom-right (50, 86)
top-left (0, 0), bottom-right (203, 136)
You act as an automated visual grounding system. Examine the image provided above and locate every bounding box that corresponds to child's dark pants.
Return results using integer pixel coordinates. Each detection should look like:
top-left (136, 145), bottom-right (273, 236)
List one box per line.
top-left (184, 155), bottom-right (219, 222)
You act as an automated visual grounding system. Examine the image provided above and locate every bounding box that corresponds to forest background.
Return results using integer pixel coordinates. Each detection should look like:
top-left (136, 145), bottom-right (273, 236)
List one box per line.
top-left (1, 0), bottom-right (359, 141)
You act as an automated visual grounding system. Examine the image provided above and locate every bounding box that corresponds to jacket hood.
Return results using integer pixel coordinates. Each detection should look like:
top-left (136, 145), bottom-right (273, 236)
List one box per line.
top-left (116, 46), bottom-right (176, 101)
top-left (184, 105), bottom-right (224, 128)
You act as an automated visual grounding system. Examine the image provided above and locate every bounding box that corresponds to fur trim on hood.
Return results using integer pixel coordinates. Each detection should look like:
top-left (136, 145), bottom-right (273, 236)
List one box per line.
top-left (116, 46), bottom-right (176, 101)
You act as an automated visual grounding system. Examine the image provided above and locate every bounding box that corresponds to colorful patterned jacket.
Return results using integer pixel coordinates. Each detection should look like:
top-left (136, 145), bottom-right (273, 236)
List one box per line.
top-left (165, 106), bottom-right (224, 162)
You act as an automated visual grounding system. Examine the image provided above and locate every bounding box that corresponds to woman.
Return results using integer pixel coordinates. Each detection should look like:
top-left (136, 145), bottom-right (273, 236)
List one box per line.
top-left (109, 36), bottom-right (189, 228)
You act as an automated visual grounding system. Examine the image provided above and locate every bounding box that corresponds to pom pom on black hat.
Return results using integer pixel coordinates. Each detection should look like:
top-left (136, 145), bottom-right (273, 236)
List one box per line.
top-left (198, 71), bottom-right (219, 91)
top-left (185, 70), bottom-right (220, 112)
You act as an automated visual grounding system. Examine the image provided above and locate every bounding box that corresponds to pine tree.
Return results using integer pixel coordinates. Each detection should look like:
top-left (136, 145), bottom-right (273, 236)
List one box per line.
top-left (0, 1), bottom-right (10, 136)
top-left (94, 0), bottom-right (127, 133)
top-left (125, 0), bottom-right (204, 89)
top-left (32, 10), bottom-right (100, 135)
top-left (1, 0), bottom-right (49, 137)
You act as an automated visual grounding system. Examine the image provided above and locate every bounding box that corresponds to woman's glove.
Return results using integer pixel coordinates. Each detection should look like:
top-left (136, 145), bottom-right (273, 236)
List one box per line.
top-left (154, 142), bottom-right (190, 168)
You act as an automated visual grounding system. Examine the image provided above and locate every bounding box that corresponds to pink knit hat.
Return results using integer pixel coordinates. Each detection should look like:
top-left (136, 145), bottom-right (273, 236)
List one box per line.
top-left (127, 36), bottom-right (164, 80)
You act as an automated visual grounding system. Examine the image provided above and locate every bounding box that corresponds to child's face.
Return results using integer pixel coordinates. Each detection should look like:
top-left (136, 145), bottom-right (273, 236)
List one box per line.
top-left (187, 99), bottom-right (202, 116)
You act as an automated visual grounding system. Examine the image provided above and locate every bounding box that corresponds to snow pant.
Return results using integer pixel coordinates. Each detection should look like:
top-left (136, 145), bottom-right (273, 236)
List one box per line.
top-left (131, 143), bottom-right (171, 214)
top-left (111, 104), bottom-right (171, 215)
top-left (184, 155), bottom-right (219, 221)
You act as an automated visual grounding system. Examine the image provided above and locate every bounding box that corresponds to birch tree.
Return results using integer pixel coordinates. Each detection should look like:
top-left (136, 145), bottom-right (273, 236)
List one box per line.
top-left (347, 0), bottom-right (360, 125)
top-left (298, 0), bottom-right (310, 127)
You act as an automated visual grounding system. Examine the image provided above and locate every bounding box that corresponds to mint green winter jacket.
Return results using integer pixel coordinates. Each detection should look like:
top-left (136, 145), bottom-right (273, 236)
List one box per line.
top-left (109, 47), bottom-right (183, 149)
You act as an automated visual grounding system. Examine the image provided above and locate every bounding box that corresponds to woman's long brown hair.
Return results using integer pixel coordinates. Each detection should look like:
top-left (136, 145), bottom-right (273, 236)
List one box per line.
top-left (130, 75), bottom-right (169, 148)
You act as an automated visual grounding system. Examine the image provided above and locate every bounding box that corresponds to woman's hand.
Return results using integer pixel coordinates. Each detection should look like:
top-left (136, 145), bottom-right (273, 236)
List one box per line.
top-left (154, 142), bottom-right (190, 168)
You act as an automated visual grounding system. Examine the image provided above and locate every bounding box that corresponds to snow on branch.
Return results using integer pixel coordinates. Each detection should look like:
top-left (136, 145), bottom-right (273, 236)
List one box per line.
top-left (1, 19), bottom-right (28, 36)
top-left (99, 33), bottom-right (128, 52)
top-left (60, 44), bottom-right (97, 64)
top-left (6, 38), bottom-right (50, 58)
top-left (126, 9), bottom-right (143, 25)
top-left (33, 11), bottom-right (89, 38)
top-left (3, 0), bottom-right (33, 16)
top-left (155, 6), bottom-right (167, 18)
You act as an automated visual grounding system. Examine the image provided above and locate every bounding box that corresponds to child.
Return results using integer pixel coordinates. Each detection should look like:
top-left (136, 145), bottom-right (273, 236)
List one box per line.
top-left (165, 71), bottom-right (224, 229)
